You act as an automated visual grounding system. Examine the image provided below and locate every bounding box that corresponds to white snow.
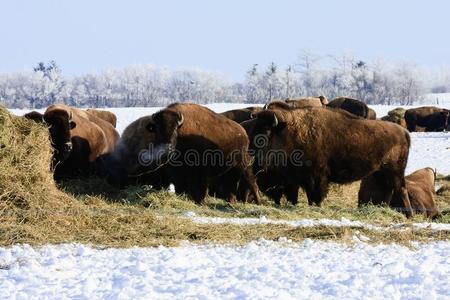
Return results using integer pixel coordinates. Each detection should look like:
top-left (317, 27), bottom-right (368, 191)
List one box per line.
top-left (189, 215), bottom-right (450, 232)
top-left (1, 240), bottom-right (450, 299)
top-left (9, 103), bottom-right (449, 175)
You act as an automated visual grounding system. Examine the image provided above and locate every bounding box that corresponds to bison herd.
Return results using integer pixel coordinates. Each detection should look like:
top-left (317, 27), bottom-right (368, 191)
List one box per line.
top-left (24, 96), bottom-right (448, 219)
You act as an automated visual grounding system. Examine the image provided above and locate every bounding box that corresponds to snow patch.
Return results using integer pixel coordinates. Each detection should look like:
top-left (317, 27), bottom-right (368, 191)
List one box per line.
top-left (1, 241), bottom-right (450, 298)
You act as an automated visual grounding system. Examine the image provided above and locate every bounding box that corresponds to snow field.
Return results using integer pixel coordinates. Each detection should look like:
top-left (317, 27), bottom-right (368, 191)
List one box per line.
top-left (1, 240), bottom-right (450, 299)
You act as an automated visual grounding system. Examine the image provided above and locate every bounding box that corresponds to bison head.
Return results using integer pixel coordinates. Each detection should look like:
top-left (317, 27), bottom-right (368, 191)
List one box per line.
top-left (24, 108), bottom-right (75, 163)
top-left (43, 108), bottom-right (76, 163)
top-left (107, 109), bottom-right (184, 187)
top-left (242, 110), bottom-right (287, 152)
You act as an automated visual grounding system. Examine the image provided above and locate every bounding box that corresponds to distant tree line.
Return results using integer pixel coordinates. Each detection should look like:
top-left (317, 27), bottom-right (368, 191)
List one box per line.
top-left (0, 52), bottom-right (448, 108)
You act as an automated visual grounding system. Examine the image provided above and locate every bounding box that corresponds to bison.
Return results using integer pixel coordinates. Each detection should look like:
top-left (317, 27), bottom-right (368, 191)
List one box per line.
top-left (243, 106), bottom-right (413, 216)
top-left (285, 96), bottom-right (328, 107)
top-left (359, 168), bottom-right (439, 219)
top-left (86, 108), bottom-right (117, 128)
top-left (404, 106), bottom-right (449, 132)
top-left (220, 106), bottom-right (262, 123)
top-left (106, 103), bottom-right (260, 204)
top-left (381, 107), bottom-right (407, 128)
top-left (24, 104), bottom-right (119, 178)
top-left (327, 97), bottom-right (369, 118)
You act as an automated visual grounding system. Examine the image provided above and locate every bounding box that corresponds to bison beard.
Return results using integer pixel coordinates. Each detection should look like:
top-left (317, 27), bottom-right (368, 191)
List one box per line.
top-left (245, 107), bottom-right (413, 217)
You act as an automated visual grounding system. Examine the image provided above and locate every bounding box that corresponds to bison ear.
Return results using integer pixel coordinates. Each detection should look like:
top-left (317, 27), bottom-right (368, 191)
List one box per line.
top-left (69, 120), bottom-right (76, 130)
top-left (24, 111), bottom-right (44, 123)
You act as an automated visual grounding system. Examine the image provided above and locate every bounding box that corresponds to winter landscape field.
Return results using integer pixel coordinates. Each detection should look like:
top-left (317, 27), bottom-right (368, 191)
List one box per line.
top-left (1, 102), bottom-right (449, 299)
top-left (3, 0), bottom-right (450, 298)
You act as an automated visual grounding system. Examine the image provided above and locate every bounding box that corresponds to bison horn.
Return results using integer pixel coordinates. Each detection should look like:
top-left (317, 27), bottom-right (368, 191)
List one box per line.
top-left (177, 113), bottom-right (184, 127)
top-left (68, 111), bottom-right (73, 121)
top-left (272, 114), bottom-right (278, 127)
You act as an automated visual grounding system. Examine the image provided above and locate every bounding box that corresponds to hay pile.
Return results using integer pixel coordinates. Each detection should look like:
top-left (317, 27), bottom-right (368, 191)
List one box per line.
top-left (0, 106), bottom-right (84, 244)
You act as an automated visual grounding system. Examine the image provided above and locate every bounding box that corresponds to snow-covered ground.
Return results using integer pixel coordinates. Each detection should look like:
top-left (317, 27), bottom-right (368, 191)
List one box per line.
top-left (4, 101), bottom-right (450, 298)
top-left (9, 103), bottom-right (450, 175)
top-left (1, 241), bottom-right (450, 299)
top-left (189, 215), bottom-right (450, 232)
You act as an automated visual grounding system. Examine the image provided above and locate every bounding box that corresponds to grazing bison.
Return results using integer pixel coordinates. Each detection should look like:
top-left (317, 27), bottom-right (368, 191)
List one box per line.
top-left (381, 107), bottom-right (407, 128)
top-left (327, 97), bottom-right (369, 118)
top-left (86, 109), bottom-right (117, 128)
top-left (359, 168), bottom-right (439, 219)
top-left (107, 103), bottom-right (260, 204)
top-left (244, 106), bottom-right (413, 216)
top-left (220, 106), bottom-right (262, 123)
top-left (24, 104), bottom-right (119, 178)
top-left (404, 106), bottom-right (449, 132)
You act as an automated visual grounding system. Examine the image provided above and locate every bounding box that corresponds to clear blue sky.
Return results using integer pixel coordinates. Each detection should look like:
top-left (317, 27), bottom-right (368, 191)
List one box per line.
top-left (1, 0), bottom-right (449, 80)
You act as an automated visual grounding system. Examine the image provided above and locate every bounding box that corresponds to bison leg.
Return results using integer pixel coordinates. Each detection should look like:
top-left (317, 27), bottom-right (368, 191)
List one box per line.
top-left (265, 187), bottom-right (283, 205)
top-left (390, 175), bottom-right (414, 218)
top-left (305, 176), bottom-right (329, 206)
top-left (285, 184), bottom-right (299, 205)
top-left (185, 176), bottom-right (208, 204)
top-left (240, 166), bottom-right (261, 205)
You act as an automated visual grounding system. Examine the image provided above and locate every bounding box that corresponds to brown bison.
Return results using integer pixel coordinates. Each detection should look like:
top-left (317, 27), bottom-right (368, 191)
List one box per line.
top-left (24, 104), bottom-right (119, 178)
top-left (404, 106), bottom-right (449, 132)
top-left (381, 107), bottom-right (407, 128)
top-left (285, 96), bottom-right (328, 107)
top-left (240, 118), bottom-right (300, 205)
top-left (359, 168), bottom-right (439, 218)
top-left (107, 103), bottom-right (260, 204)
top-left (327, 97), bottom-right (369, 118)
top-left (220, 106), bottom-right (262, 123)
top-left (244, 106), bottom-right (413, 216)
top-left (86, 109), bottom-right (117, 128)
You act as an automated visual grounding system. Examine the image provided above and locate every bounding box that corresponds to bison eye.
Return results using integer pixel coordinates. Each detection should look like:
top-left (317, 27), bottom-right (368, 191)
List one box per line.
top-left (146, 123), bottom-right (156, 132)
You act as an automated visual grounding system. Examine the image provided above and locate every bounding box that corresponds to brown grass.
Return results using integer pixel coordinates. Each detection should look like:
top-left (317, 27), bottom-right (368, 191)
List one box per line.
top-left (1, 106), bottom-right (450, 248)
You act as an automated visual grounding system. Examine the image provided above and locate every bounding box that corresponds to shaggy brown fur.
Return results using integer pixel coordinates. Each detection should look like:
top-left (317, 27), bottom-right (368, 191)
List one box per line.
top-left (25, 104), bottom-right (119, 178)
top-left (327, 97), bottom-right (369, 118)
top-left (220, 106), bottom-right (262, 123)
top-left (404, 106), bottom-right (450, 132)
top-left (108, 103), bottom-right (260, 204)
top-left (86, 109), bottom-right (118, 128)
top-left (359, 168), bottom-right (439, 218)
top-left (245, 106), bottom-right (413, 216)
